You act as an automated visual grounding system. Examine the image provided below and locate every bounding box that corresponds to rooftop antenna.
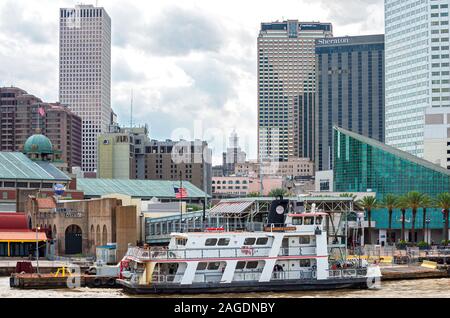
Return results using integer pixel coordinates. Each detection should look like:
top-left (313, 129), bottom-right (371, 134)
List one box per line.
top-left (130, 90), bottom-right (134, 129)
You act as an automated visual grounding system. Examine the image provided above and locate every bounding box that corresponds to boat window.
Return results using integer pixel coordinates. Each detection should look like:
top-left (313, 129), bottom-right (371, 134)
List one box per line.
top-left (197, 262), bottom-right (207, 270)
top-left (300, 259), bottom-right (311, 268)
top-left (292, 217), bottom-right (303, 225)
top-left (205, 238), bottom-right (218, 246)
top-left (218, 238), bottom-right (230, 246)
top-left (236, 261), bottom-right (246, 270)
top-left (315, 216), bottom-right (323, 225)
top-left (207, 262), bottom-right (220, 270)
top-left (176, 238), bottom-right (187, 246)
top-left (256, 237), bottom-right (268, 245)
top-left (244, 238), bottom-right (256, 245)
top-left (246, 261), bottom-right (258, 269)
top-left (299, 236), bottom-right (310, 244)
top-left (304, 217), bottom-right (314, 225)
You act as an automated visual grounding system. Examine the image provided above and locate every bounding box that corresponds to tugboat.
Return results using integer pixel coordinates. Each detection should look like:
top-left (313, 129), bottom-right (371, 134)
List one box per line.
top-left (117, 197), bottom-right (381, 294)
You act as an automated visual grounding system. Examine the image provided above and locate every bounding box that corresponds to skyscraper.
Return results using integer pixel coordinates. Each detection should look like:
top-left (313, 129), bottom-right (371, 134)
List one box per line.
top-left (385, 0), bottom-right (450, 157)
top-left (0, 87), bottom-right (82, 169)
top-left (257, 20), bottom-right (332, 162)
top-left (222, 130), bottom-right (246, 176)
top-left (315, 35), bottom-right (385, 171)
top-left (59, 4), bottom-right (112, 173)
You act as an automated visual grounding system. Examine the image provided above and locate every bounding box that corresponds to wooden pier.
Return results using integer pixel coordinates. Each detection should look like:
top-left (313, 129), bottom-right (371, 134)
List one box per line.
top-left (380, 266), bottom-right (450, 281)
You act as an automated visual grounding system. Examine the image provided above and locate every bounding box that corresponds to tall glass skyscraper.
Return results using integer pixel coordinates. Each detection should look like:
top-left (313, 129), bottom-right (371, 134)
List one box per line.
top-left (385, 0), bottom-right (450, 158)
top-left (315, 35), bottom-right (385, 171)
top-left (59, 5), bottom-right (112, 173)
top-left (257, 21), bottom-right (332, 162)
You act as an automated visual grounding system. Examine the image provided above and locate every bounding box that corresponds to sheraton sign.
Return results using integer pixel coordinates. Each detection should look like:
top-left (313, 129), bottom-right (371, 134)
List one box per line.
top-left (317, 38), bottom-right (350, 46)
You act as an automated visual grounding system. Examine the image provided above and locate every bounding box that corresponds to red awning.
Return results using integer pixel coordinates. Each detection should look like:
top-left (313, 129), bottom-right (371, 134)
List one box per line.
top-left (0, 231), bottom-right (47, 241)
top-left (0, 213), bottom-right (28, 230)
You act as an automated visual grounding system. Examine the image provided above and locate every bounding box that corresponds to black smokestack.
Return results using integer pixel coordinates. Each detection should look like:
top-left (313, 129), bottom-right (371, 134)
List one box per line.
top-left (267, 196), bottom-right (289, 226)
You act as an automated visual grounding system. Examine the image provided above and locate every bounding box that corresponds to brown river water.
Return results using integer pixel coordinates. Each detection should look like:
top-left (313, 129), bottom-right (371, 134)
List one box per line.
top-left (1, 277), bottom-right (450, 298)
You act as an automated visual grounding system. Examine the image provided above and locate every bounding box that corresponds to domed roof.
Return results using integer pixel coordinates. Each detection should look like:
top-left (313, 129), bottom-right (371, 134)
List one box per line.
top-left (23, 134), bottom-right (53, 154)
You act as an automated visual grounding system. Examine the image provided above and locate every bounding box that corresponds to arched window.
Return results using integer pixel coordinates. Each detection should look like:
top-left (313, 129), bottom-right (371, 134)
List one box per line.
top-left (90, 225), bottom-right (95, 247)
top-left (96, 225), bottom-right (101, 245)
top-left (102, 225), bottom-right (107, 246)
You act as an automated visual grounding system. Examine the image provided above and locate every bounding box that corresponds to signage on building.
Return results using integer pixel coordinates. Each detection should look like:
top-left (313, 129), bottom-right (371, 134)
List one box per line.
top-left (56, 207), bottom-right (83, 218)
top-left (65, 211), bottom-right (83, 218)
top-left (317, 38), bottom-right (350, 46)
top-left (54, 183), bottom-right (66, 196)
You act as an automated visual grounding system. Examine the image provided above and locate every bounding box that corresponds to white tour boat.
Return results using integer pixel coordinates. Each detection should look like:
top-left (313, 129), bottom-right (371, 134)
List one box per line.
top-left (117, 197), bottom-right (381, 294)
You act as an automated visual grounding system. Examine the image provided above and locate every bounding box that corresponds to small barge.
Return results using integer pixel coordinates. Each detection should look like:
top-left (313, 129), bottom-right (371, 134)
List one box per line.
top-left (10, 261), bottom-right (120, 289)
top-left (117, 197), bottom-right (382, 294)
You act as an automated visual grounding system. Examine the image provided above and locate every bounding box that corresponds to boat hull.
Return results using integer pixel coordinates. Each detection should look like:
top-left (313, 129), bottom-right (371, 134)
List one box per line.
top-left (117, 278), bottom-right (370, 295)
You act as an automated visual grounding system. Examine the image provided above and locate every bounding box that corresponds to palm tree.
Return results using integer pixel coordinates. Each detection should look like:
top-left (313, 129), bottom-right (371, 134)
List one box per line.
top-left (340, 193), bottom-right (362, 211)
top-left (396, 196), bottom-right (408, 242)
top-left (356, 196), bottom-right (378, 244)
top-left (379, 194), bottom-right (398, 245)
top-left (420, 194), bottom-right (432, 243)
top-left (268, 188), bottom-right (289, 198)
top-left (404, 191), bottom-right (425, 244)
top-left (435, 193), bottom-right (450, 242)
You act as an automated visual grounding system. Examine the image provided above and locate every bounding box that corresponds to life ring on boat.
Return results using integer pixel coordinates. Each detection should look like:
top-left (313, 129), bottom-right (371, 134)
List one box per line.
top-left (168, 252), bottom-right (176, 258)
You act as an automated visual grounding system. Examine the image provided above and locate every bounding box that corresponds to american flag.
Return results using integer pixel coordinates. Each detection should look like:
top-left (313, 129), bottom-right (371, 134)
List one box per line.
top-left (38, 106), bottom-right (46, 117)
top-left (174, 187), bottom-right (188, 199)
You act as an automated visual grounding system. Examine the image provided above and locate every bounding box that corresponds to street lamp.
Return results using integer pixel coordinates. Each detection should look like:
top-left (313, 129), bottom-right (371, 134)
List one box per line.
top-left (36, 226), bottom-right (40, 275)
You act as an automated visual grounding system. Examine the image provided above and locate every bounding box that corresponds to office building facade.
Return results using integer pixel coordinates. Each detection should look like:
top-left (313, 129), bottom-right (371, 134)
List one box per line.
top-left (59, 4), bottom-right (112, 172)
top-left (315, 35), bottom-right (385, 171)
top-left (385, 0), bottom-right (450, 157)
top-left (0, 87), bottom-right (82, 168)
top-left (257, 20), bottom-right (332, 162)
top-left (137, 139), bottom-right (212, 195)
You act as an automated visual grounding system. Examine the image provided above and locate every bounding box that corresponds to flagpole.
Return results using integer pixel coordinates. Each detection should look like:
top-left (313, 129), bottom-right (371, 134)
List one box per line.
top-left (179, 171), bottom-right (183, 233)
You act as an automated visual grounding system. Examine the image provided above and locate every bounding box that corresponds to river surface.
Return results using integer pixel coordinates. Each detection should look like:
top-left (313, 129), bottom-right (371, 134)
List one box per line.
top-left (1, 277), bottom-right (450, 298)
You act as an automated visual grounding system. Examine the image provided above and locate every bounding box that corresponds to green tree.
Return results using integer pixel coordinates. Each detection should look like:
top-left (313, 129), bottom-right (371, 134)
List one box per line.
top-left (379, 194), bottom-right (398, 245)
top-left (356, 196), bottom-right (378, 244)
top-left (435, 193), bottom-right (450, 241)
top-left (268, 188), bottom-right (289, 198)
top-left (404, 191), bottom-right (426, 244)
top-left (247, 192), bottom-right (261, 198)
top-left (396, 196), bottom-right (408, 242)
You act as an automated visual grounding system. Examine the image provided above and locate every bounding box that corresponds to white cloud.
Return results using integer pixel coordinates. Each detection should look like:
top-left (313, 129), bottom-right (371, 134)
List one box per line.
top-left (0, 0), bottom-right (384, 164)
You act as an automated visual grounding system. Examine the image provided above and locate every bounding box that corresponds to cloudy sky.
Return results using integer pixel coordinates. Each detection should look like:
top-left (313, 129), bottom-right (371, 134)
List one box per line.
top-left (0, 0), bottom-right (384, 164)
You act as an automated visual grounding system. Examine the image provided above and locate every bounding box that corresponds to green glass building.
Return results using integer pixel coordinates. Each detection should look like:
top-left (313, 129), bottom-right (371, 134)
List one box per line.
top-left (333, 126), bottom-right (450, 242)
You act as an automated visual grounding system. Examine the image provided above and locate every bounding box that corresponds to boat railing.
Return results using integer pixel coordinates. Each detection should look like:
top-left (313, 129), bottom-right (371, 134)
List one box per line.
top-left (328, 268), bottom-right (367, 279)
top-left (127, 246), bottom-right (275, 260)
top-left (150, 270), bottom-right (265, 285)
top-left (151, 273), bottom-right (184, 284)
top-left (278, 247), bottom-right (317, 257)
top-left (271, 270), bottom-right (317, 281)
